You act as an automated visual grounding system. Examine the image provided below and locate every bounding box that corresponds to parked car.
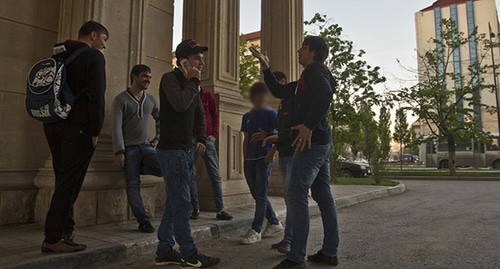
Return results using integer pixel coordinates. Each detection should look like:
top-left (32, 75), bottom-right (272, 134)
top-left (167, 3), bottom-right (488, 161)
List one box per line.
top-left (337, 161), bottom-right (372, 178)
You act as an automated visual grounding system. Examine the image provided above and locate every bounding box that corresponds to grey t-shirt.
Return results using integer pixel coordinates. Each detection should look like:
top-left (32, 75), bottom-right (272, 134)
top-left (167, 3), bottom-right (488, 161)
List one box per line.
top-left (111, 90), bottom-right (160, 154)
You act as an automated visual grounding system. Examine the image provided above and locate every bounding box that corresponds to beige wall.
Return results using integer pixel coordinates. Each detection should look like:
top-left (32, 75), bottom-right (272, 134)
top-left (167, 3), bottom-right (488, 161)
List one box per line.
top-left (0, 0), bottom-right (60, 224)
top-left (0, 0), bottom-right (174, 225)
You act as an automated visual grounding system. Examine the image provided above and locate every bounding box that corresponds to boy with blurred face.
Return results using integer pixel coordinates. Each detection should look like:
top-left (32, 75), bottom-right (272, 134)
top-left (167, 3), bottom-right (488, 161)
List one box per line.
top-left (240, 82), bottom-right (283, 245)
top-left (112, 64), bottom-right (162, 234)
top-left (155, 39), bottom-right (220, 268)
top-left (252, 36), bottom-right (340, 269)
top-left (42, 21), bottom-right (107, 254)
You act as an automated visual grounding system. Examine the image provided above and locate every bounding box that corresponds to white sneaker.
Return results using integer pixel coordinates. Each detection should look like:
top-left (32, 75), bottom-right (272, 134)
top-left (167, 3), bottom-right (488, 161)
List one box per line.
top-left (241, 229), bottom-right (262, 245)
top-left (262, 222), bottom-right (284, 238)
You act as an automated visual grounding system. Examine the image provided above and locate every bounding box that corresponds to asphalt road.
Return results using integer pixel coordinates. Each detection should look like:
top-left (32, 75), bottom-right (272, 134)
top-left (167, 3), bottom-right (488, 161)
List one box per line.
top-left (102, 180), bottom-right (500, 269)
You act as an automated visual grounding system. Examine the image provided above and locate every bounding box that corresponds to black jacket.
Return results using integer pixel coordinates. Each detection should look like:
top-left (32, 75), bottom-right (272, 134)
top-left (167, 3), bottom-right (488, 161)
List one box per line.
top-left (158, 68), bottom-right (206, 150)
top-left (264, 62), bottom-right (336, 145)
top-left (51, 40), bottom-right (106, 136)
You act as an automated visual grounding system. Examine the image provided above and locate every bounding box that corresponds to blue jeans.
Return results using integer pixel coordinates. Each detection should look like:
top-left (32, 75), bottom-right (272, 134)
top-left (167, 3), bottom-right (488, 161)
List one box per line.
top-left (279, 156), bottom-right (293, 243)
top-left (244, 159), bottom-right (279, 233)
top-left (190, 140), bottom-right (224, 212)
top-left (287, 143), bottom-right (339, 263)
top-left (156, 149), bottom-right (197, 259)
top-left (123, 144), bottom-right (162, 224)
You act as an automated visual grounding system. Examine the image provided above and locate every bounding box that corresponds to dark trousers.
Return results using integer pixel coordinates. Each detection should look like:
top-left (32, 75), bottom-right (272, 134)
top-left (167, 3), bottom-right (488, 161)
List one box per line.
top-left (43, 120), bottom-right (95, 244)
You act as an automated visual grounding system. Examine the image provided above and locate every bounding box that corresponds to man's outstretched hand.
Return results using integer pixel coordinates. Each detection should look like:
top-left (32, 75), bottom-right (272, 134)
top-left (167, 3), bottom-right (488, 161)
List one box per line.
top-left (250, 47), bottom-right (270, 70)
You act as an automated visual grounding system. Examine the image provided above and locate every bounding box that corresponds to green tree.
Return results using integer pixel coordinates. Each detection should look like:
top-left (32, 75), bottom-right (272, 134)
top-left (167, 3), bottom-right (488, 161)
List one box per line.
top-left (407, 128), bottom-right (420, 155)
top-left (396, 19), bottom-right (496, 174)
top-left (393, 108), bottom-right (409, 168)
top-left (305, 13), bottom-right (388, 179)
top-left (239, 37), bottom-right (260, 98)
top-left (378, 105), bottom-right (392, 159)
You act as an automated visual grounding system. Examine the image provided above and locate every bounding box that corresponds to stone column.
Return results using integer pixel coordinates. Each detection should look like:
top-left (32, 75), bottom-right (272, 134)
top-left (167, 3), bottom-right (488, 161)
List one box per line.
top-left (261, 0), bottom-right (304, 196)
top-left (34, 0), bottom-right (174, 225)
top-left (183, 0), bottom-right (253, 210)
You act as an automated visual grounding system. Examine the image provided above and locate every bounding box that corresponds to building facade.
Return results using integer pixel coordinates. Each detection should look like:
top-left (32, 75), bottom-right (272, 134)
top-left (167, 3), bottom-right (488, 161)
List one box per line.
top-left (415, 0), bottom-right (500, 165)
top-left (0, 0), bottom-right (304, 225)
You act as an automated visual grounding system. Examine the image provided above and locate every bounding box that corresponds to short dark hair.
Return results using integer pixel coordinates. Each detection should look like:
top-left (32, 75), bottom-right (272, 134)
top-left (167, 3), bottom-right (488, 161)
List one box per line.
top-left (78, 21), bottom-right (109, 39)
top-left (249, 82), bottom-right (269, 100)
top-left (303, 36), bottom-right (329, 63)
top-left (130, 64), bottom-right (151, 84)
top-left (273, 71), bottom-right (287, 83)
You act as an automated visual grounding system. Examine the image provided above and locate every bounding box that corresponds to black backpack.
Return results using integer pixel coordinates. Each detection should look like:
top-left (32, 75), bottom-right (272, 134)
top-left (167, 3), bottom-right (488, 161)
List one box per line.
top-left (25, 46), bottom-right (91, 123)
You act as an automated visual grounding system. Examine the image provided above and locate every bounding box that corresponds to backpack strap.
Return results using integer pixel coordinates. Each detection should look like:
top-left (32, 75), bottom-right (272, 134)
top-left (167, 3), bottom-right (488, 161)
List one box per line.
top-left (64, 46), bottom-right (92, 65)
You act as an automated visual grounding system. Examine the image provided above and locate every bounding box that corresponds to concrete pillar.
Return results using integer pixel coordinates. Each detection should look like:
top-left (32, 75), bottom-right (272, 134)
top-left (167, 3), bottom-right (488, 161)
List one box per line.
top-left (33, 0), bottom-right (174, 225)
top-left (261, 0), bottom-right (304, 196)
top-left (0, 0), bottom-right (60, 225)
top-left (182, 0), bottom-right (253, 210)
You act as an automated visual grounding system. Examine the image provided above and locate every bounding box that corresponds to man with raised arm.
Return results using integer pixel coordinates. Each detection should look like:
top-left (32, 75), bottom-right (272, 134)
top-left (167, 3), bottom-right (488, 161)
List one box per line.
top-left (252, 36), bottom-right (340, 269)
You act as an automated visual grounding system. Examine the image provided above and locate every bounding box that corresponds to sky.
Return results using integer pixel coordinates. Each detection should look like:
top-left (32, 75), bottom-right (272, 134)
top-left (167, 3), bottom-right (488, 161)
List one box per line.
top-left (173, 0), bottom-right (500, 106)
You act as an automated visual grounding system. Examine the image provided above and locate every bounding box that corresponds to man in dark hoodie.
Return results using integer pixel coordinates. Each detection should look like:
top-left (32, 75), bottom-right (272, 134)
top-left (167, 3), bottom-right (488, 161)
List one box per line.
top-left (154, 39), bottom-right (220, 268)
top-left (41, 21), bottom-right (107, 254)
top-left (252, 36), bottom-right (340, 269)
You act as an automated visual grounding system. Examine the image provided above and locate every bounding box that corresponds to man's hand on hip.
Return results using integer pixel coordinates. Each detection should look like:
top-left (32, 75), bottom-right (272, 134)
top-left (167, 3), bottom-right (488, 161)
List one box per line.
top-left (195, 142), bottom-right (206, 157)
top-left (115, 154), bottom-right (125, 168)
top-left (292, 124), bottom-right (312, 152)
top-left (92, 136), bottom-right (99, 148)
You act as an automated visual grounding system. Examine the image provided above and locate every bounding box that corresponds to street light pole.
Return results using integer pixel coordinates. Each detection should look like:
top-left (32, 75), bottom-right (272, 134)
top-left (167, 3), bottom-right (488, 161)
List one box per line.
top-left (488, 22), bottom-right (500, 147)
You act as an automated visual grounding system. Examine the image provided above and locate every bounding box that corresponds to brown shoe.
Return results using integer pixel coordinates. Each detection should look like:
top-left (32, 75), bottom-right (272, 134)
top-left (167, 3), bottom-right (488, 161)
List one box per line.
top-left (63, 234), bottom-right (88, 249)
top-left (41, 239), bottom-right (87, 254)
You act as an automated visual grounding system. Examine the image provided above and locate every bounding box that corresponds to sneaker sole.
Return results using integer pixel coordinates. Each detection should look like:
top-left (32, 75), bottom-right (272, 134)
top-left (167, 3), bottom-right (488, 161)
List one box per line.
top-left (155, 261), bottom-right (182, 266)
top-left (216, 217), bottom-right (233, 221)
top-left (41, 247), bottom-right (86, 254)
top-left (240, 239), bottom-right (262, 245)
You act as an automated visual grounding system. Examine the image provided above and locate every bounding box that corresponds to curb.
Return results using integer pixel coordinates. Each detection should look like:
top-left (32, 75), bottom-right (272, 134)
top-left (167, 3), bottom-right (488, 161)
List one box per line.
top-left (4, 183), bottom-right (405, 269)
top-left (390, 176), bottom-right (500, 181)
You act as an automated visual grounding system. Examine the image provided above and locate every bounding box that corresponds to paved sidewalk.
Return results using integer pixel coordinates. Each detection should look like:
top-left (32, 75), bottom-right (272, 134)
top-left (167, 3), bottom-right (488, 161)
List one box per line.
top-left (0, 184), bottom-right (405, 269)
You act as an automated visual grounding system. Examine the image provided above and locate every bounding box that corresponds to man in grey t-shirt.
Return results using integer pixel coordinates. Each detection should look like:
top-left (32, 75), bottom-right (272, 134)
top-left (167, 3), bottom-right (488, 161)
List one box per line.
top-left (112, 64), bottom-right (162, 233)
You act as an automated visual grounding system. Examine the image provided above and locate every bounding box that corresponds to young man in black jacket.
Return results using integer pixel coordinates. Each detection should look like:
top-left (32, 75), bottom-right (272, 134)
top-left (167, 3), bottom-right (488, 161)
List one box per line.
top-left (155, 39), bottom-right (220, 268)
top-left (252, 36), bottom-right (340, 269)
top-left (42, 21), bottom-right (107, 253)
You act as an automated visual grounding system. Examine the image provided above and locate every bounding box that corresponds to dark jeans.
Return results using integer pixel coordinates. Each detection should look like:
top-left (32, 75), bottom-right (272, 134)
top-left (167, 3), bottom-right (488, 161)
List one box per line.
top-left (156, 149), bottom-right (198, 259)
top-left (244, 159), bottom-right (279, 233)
top-left (279, 156), bottom-right (293, 243)
top-left (43, 121), bottom-right (95, 244)
top-left (287, 143), bottom-right (339, 263)
top-left (123, 144), bottom-right (162, 224)
top-left (190, 140), bottom-right (224, 212)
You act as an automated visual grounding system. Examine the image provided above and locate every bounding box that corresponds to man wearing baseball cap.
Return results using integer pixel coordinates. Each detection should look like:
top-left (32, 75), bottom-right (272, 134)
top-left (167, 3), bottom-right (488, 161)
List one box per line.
top-left (155, 39), bottom-right (220, 268)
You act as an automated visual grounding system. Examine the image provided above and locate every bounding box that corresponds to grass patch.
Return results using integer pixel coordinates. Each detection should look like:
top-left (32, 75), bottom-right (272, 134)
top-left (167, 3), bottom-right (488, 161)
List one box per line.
top-left (333, 177), bottom-right (399, 186)
top-left (380, 171), bottom-right (500, 177)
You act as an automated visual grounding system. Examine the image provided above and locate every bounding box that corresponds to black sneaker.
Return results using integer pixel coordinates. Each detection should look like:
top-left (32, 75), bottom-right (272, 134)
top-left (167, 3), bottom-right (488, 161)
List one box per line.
top-left (181, 253), bottom-right (221, 268)
top-left (190, 209), bottom-right (200, 220)
top-left (271, 239), bottom-right (290, 253)
top-left (216, 211), bottom-right (233, 220)
top-left (272, 259), bottom-right (307, 269)
top-left (138, 221), bottom-right (155, 233)
top-left (271, 239), bottom-right (284, 249)
top-left (155, 249), bottom-right (182, 266)
top-left (307, 251), bottom-right (338, 266)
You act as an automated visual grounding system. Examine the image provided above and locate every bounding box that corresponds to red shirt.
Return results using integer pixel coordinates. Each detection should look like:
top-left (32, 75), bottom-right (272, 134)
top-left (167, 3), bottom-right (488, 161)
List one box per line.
top-left (200, 88), bottom-right (219, 139)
